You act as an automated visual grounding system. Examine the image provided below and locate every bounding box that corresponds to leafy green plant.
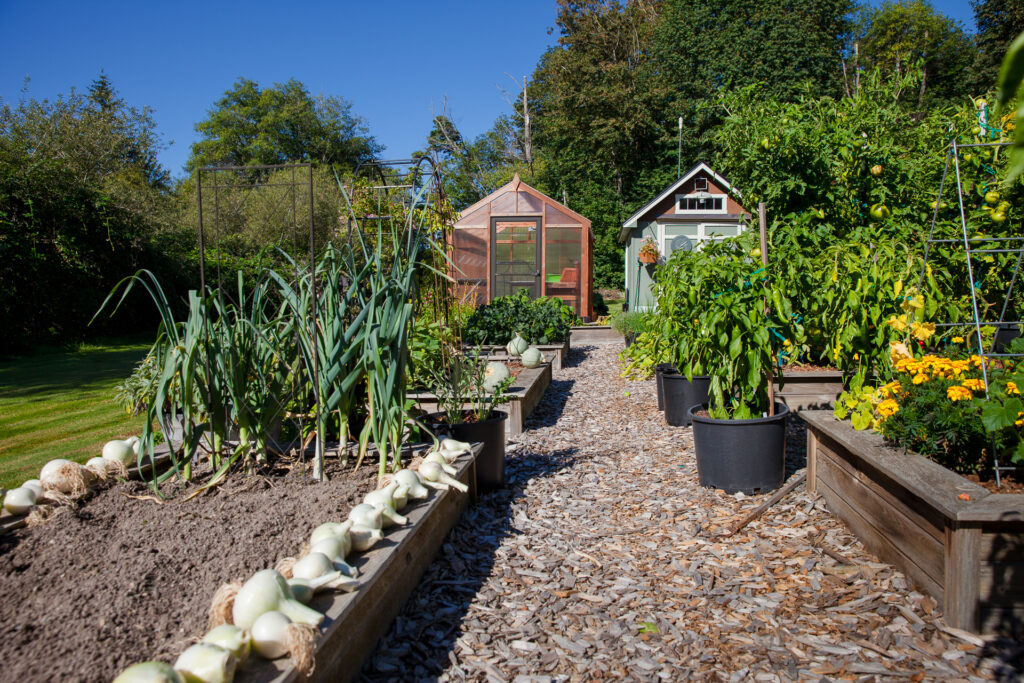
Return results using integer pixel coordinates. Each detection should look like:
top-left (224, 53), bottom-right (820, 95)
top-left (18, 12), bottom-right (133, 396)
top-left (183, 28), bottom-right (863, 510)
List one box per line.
top-left (462, 290), bottom-right (576, 345)
top-left (427, 350), bottom-right (514, 424)
top-left (610, 310), bottom-right (649, 337)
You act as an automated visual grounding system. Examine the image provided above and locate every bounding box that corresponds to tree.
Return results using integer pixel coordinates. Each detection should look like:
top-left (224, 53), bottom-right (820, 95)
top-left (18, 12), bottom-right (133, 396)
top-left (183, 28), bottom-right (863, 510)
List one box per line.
top-left (187, 78), bottom-right (381, 173)
top-left (853, 1), bottom-right (975, 107)
top-left (971, 0), bottom-right (1024, 94)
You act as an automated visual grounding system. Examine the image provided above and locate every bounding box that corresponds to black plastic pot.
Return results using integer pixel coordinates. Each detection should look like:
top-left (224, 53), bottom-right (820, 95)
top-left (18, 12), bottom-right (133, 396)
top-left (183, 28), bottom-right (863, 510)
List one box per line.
top-left (662, 373), bottom-right (710, 426)
top-left (655, 363), bottom-right (676, 412)
top-left (426, 410), bottom-right (508, 491)
top-left (689, 403), bottom-right (789, 494)
top-left (624, 331), bottom-right (637, 347)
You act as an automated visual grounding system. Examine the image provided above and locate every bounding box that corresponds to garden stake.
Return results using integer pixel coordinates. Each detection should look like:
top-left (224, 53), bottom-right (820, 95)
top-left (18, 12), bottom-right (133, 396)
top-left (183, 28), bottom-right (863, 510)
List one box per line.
top-left (759, 203), bottom-right (775, 416)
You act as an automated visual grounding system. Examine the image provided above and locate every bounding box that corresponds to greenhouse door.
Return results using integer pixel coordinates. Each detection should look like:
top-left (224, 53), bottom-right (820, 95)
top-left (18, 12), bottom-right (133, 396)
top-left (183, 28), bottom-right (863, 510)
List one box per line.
top-left (491, 217), bottom-right (540, 299)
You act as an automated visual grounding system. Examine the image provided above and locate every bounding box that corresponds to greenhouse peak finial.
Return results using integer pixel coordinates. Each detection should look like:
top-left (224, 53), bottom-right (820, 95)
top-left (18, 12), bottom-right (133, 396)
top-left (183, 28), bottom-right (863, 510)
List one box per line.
top-left (512, 173), bottom-right (521, 190)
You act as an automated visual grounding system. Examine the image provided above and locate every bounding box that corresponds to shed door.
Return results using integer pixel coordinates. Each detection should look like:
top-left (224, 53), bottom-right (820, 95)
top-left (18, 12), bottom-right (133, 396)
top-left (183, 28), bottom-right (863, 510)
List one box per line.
top-left (491, 217), bottom-right (540, 299)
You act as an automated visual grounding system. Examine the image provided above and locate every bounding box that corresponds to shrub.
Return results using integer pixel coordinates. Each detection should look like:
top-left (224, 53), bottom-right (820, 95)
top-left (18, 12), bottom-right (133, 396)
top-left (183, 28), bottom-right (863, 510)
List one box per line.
top-left (593, 291), bottom-right (608, 317)
top-left (462, 290), bottom-right (576, 346)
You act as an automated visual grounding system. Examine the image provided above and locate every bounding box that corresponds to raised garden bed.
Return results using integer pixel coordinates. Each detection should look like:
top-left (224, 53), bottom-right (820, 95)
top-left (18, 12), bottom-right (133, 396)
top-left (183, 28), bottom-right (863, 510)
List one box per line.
top-left (0, 445), bottom-right (479, 681)
top-left (408, 363), bottom-right (552, 437)
top-left (473, 337), bottom-right (570, 372)
top-left (569, 325), bottom-right (622, 345)
top-left (802, 410), bottom-right (1024, 634)
top-left (774, 369), bottom-right (844, 412)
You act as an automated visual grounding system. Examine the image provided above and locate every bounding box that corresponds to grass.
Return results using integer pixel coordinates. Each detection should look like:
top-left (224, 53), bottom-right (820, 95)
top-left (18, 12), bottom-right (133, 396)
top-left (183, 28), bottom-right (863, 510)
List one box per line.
top-left (0, 339), bottom-right (150, 489)
top-left (604, 298), bottom-right (624, 317)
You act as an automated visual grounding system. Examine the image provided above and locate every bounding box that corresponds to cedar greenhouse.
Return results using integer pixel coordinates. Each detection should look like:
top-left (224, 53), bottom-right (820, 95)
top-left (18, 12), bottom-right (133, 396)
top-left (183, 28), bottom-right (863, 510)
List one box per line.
top-left (450, 175), bottom-right (594, 319)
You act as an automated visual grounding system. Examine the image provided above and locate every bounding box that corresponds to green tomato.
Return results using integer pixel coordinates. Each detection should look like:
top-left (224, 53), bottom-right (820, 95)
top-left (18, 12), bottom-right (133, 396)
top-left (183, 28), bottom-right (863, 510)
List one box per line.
top-left (963, 153), bottom-right (975, 163)
top-left (760, 137), bottom-right (770, 150)
top-left (870, 203), bottom-right (890, 220)
top-left (992, 212), bottom-right (1008, 223)
top-left (972, 126), bottom-right (982, 135)
top-left (985, 191), bottom-right (1000, 205)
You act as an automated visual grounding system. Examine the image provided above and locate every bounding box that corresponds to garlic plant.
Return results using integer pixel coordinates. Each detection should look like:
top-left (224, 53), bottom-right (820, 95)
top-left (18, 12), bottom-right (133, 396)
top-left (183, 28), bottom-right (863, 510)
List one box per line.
top-left (21, 479), bottom-right (42, 498)
top-left (173, 642), bottom-right (236, 683)
top-left (309, 521), bottom-right (353, 548)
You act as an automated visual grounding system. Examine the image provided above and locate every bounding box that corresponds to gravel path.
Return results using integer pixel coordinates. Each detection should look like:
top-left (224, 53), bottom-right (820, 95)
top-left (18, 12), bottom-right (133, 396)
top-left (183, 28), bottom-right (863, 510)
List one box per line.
top-left (363, 343), bottom-right (1022, 681)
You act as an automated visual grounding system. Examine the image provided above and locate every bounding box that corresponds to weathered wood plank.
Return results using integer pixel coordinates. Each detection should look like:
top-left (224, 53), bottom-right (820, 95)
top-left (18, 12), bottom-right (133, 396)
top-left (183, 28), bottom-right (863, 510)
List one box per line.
top-left (945, 525), bottom-right (982, 631)
top-left (980, 561), bottom-right (1024, 602)
top-left (569, 325), bottom-right (621, 345)
top-left (806, 429), bottom-right (818, 495)
top-left (958, 495), bottom-right (1024, 523)
top-left (817, 438), bottom-right (945, 543)
top-left (817, 473), bottom-right (944, 600)
top-left (801, 411), bottom-right (989, 520)
top-left (255, 445), bottom-right (480, 683)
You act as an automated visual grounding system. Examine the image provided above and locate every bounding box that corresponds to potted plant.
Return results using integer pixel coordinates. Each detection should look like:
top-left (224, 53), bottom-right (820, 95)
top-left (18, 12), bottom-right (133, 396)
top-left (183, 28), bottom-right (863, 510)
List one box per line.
top-left (638, 237), bottom-right (660, 265)
top-left (610, 310), bottom-right (648, 347)
top-left (425, 350), bottom-right (515, 490)
top-left (676, 238), bottom-right (803, 492)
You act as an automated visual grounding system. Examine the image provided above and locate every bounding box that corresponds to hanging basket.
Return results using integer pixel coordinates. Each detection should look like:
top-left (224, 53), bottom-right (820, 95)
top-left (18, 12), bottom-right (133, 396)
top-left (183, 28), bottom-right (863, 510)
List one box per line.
top-left (638, 250), bottom-right (659, 265)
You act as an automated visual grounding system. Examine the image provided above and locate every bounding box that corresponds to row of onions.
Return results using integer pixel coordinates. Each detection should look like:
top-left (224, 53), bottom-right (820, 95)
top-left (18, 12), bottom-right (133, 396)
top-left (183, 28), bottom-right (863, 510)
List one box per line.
top-left (92, 175), bottom-right (454, 491)
top-left (2, 437), bottom-right (142, 517)
top-left (112, 437), bottom-right (472, 683)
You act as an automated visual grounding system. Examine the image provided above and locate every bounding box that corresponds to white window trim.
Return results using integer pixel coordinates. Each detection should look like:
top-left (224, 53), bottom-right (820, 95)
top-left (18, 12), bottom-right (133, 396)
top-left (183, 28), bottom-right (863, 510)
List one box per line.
top-left (674, 192), bottom-right (728, 215)
top-left (659, 222), bottom-right (745, 254)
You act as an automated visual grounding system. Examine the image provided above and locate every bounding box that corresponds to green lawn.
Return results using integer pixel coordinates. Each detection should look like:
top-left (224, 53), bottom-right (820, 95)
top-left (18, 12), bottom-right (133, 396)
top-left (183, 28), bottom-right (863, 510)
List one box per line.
top-left (604, 298), bottom-right (624, 317)
top-left (0, 340), bottom-right (149, 489)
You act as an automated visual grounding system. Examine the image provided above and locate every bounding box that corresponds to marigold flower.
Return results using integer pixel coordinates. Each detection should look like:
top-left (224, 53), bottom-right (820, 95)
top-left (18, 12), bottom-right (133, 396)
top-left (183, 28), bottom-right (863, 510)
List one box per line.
top-left (962, 378), bottom-right (985, 392)
top-left (952, 336), bottom-right (965, 343)
top-left (970, 355), bottom-right (984, 368)
top-left (877, 398), bottom-right (900, 418)
top-left (947, 385), bottom-right (973, 402)
top-left (1017, 411), bottom-right (1024, 428)
top-left (912, 373), bottom-right (929, 385)
top-left (1008, 381), bottom-right (1020, 395)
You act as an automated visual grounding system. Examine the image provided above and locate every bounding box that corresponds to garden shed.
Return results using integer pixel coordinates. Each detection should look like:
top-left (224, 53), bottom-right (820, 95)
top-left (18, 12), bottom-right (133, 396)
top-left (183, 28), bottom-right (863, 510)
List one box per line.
top-left (620, 162), bottom-right (749, 311)
top-left (451, 174), bottom-right (594, 319)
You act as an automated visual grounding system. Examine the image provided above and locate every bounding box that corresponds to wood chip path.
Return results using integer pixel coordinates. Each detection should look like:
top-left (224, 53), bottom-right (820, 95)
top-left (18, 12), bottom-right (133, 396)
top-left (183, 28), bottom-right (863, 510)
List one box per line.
top-left (363, 344), bottom-right (1023, 681)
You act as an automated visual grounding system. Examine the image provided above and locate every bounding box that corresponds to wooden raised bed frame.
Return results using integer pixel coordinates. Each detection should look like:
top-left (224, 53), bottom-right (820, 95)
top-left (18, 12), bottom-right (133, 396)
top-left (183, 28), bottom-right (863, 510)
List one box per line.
top-left (569, 325), bottom-right (622, 345)
top-left (257, 444), bottom-right (480, 682)
top-left (802, 410), bottom-right (1024, 634)
top-left (408, 363), bottom-right (552, 436)
top-left (774, 370), bottom-right (844, 412)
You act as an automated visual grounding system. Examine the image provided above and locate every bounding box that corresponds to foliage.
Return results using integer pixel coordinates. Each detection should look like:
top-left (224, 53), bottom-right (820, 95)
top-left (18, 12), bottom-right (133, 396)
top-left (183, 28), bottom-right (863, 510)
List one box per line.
top-left (188, 78), bottom-right (382, 173)
top-left (997, 30), bottom-right (1024, 181)
top-left (592, 291), bottom-right (609, 317)
top-left (426, 350), bottom-right (515, 424)
top-left (971, 0), bottom-right (1024, 96)
top-left (834, 335), bottom-right (1024, 474)
top-left (853, 0), bottom-right (974, 108)
top-left (610, 310), bottom-right (649, 336)
top-left (462, 290), bottom-right (576, 346)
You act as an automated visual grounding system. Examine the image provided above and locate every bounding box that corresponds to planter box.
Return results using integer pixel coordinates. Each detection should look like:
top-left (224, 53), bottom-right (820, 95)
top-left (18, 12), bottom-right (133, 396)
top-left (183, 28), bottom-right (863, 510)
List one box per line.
top-left (802, 410), bottom-right (1024, 634)
top-left (409, 363), bottom-right (552, 437)
top-left (254, 444), bottom-right (481, 683)
top-left (570, 325), bottom-right (623, 345)
top-left (474, 337), bottom-right (570, 372)
top-left (774, 370), bottom-right (844, 412)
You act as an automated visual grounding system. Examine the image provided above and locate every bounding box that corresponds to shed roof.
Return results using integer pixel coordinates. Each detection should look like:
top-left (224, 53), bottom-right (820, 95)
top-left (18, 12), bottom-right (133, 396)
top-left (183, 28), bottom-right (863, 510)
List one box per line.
top-left (619, 162), bottom-right (741, 242)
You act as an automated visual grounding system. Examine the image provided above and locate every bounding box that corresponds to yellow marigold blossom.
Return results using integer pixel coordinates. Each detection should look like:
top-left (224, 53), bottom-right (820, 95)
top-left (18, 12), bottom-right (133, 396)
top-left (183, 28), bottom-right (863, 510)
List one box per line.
top-left (911, 321), bottom-right (937, 341)
top-left (952, 336), bottom-right (965, 343)
top-left (877, 398), bottom-right (900, 418)
top-left (962, 378), bottom-right (985, 392)
top-left (1017, 411), bottom-right (1024, 428)
top-left (878, 380), bottom-right (902, 397)
top-left (947, 385), bottom-right (973, 402)
top-left (1008, 381), bottom-right (1020, 395)
top-left (970, 355), bottom-right (984, 368)
top-left (912, 372), bottom-right (929, 385)
top-left (894, 357), bottom-right (915, 372)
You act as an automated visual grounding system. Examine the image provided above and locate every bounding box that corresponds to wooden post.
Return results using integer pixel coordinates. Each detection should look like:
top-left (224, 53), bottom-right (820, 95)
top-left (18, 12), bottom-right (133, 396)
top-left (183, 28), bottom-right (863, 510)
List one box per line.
top-left (944, 523), bottom-right (981, 631)
top-left (806, 430), bottom-right (818, 494)
top-left (760, 202), bottom-right (774, 416)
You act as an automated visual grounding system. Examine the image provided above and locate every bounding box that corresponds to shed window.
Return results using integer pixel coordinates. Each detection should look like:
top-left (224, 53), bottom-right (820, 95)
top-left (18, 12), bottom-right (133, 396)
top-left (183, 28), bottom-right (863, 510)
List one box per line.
top-left (675, 193), bottom-right (726, 214)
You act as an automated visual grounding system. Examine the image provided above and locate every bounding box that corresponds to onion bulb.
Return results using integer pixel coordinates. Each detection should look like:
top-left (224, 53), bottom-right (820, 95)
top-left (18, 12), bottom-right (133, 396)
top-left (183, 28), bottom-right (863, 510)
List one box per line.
top-left (309, 538), bottom-right (358, 578)
top-left (348, 525), bottom-right (384, 552)
top-left (231, 570), bottom-right (324, 632)
top-left (22, 479), bottom-right (43, 499)
top-left (112, 661), bottom-right (185, 683)
top-left (102, 439), bottom-right (135, 466)
top-left (287, 579), bottom-right (315, 604)
top-left (440, 438), bottom-right (472, 458)
top-left (423, 451), bottom-right (458, 476)
top-left (201, 624), bottom-right (251, 664)
top-left (250, 611), bottom-right (316, 674)
top-left (288, 553), bottom-right (359, 594)
top-left (3, 487), bottom-right (36, 515)
top-left (347, 503), bottom-right (383, 531)
top-left (393, 469), bottom-right (430, 500)
top-left (40, 459), bottom-right (93, 496)
top-left (364, 486), bottom-right (407, 527)
top-left (309, 521), bottom-right (352, 547)
top-left (418, 461), bottom-right (468, 493)
top-left (173, 642), bottom-right (236, 683)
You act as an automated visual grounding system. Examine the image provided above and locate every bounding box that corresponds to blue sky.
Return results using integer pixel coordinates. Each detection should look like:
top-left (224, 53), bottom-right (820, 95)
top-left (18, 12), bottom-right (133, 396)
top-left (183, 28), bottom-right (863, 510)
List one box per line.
top-left (1, 1), bottom-right (977, 179)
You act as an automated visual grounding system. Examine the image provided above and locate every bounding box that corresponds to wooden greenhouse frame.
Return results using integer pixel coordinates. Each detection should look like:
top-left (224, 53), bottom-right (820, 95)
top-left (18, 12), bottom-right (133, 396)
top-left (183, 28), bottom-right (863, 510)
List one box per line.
top-left (450, 175), bottom-right (594, 319)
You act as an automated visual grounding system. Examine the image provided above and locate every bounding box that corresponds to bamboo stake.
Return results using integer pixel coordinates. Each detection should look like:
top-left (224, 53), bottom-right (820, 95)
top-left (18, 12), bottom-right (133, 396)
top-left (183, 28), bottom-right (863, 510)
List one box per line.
top-left (760, 203), bottom-right (775, 416)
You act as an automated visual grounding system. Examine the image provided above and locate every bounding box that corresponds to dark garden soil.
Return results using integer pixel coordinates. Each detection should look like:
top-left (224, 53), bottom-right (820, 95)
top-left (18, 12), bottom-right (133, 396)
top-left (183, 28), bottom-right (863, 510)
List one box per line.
top-left (0, 457), bottom-right (381, 683)
top-left (966, 471), bottom-right (1024, 494)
